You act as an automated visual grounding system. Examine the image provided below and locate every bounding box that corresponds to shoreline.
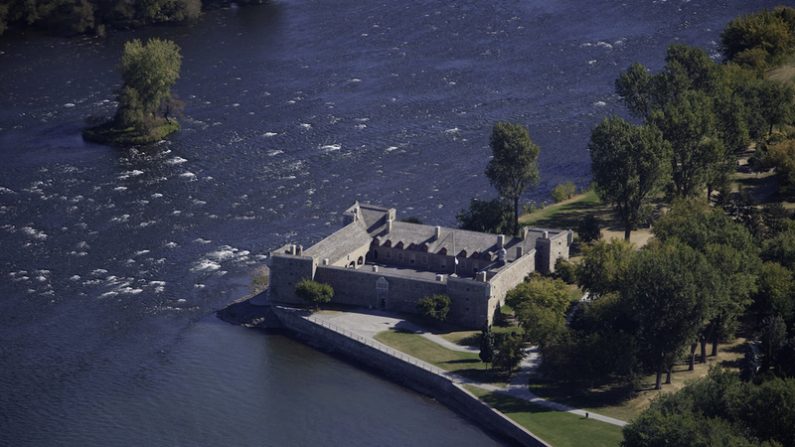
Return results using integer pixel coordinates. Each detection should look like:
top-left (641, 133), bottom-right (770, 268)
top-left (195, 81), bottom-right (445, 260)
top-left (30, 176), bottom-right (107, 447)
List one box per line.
top-left (217, 295), bottom-right (550, 447)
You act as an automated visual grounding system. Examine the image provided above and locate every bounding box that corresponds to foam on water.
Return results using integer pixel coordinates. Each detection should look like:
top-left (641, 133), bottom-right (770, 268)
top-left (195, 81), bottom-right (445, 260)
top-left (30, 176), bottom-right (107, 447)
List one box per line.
top-left (21, 226), bottom-right (47, 240)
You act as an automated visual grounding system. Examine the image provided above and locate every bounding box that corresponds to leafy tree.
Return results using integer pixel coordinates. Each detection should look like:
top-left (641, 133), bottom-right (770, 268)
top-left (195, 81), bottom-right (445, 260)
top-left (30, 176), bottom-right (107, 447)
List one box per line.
top-left (752, 262), bottom-right (794, 326)
top-left (622, 240), bottom-right (716, 389)
top-left (117, 38), bottom-right (182, 129)
top-left (721, 6), bottom-right (795, 66)
top-left (762, 226), bottom-right (795, 269)
top-left (506, 276), bottom-right (573, 348)
top-left (417, 294), bottom-right (451, 322)
top-left (551, 181), bottom-right (576, 203)
top-left (485, 122), bottom-right (540, 236)
top-left (576, 239), bottom-right (635, 299)
top-left (295, 279), bottom-right (333, 309)
top-left (554, 258), bottom-right (577, 284)
top-left (492, 332), bottom-right (524, 374)
top-left (479, 327), bottom-right (495, 364)
top-left (756, 80), bottom-right (795, 136)
top-left (589, 116), bottom-right (671, 240)
top-left (649, 90), bottom-right (722, 197)
top-left (576, 214), bottom-right (601, 243)
top-left (456, 198), bottom-right (512, 235)
top-left (615, 62), bottom-right (655, 119)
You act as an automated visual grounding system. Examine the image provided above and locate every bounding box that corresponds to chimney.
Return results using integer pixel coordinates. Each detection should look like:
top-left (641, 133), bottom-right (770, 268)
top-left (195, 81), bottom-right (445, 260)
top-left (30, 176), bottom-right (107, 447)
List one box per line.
top-left (436, 274), bottom-right (446, 282)
top-left (543, 230), bottom-right (549, 239)
top-left (497, 235), bottom-right (505, 248)
top-left (516, 246), bottom-right (523, 258)
top-left (498, 248), bottom-right (507, 263)
top-left (521, 227), bottom-right (530, 240)
top-left (296, 245), bottom-right (303, 256)
top-left (322, 258), bottom-right (329, 266)
top-left (476, 271), bottom-right (488, 282)
top-left (372, 265), bottom-right (379, 272)
top-left (289, 244), bottom-right (296, 255)
top-left (387, 218), bottom-right (393, 233)
top-left (435, 226), bottom-right (441, 239)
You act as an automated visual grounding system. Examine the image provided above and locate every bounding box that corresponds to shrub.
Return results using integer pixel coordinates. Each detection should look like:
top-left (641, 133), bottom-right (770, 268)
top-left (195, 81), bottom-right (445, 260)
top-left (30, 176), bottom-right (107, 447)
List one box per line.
top-left (554, 258), bottom-right (578, 284)
top-left (576, 214), bottom-right (602, 243)
top-left (551, 181), bottom-right (577, 203)
top-left (417, 294), bottom-right (451, 322)
top-left (295, 279), bottom-right (333, 309)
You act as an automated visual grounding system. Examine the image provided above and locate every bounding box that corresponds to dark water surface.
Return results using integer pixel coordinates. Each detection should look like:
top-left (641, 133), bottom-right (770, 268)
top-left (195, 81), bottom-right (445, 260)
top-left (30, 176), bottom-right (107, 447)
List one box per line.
top-left (0, 0), bottom-right (781, 445)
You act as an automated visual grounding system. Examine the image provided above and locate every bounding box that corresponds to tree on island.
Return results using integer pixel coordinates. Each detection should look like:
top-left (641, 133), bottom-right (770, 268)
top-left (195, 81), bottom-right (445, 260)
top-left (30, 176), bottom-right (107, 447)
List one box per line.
top-left (84, 38), bottom-right (182, 145)
top-left (589, 116), bottom-right (671, 241)
top-left (295, 279), bottom-right (334, 310)
top-left (485, 122), bottom-right (540, 236)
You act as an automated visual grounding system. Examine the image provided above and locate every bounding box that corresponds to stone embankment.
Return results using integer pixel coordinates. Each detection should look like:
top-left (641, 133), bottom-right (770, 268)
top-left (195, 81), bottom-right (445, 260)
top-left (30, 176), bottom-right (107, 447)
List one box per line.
top-left (217, 296), bottom-right (550, 447)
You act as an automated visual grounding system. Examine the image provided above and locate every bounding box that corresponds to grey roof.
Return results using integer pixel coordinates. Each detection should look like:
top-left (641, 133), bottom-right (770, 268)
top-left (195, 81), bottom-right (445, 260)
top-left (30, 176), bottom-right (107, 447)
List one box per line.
top-left (378, 221), bottom-right (508, 258)
top-left (305, 221), bottom-right (371, 263)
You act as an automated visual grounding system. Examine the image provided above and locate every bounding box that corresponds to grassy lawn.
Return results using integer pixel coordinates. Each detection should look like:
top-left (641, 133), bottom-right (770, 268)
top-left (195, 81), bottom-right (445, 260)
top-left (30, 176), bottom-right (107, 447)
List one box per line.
top-left (439, 325), bottom-right (522, 348)
top-left (519, 189), bottom-right (653, 246)
top-left (466, 386), bottom-right (623, 447)
top-left (374, 329), bottom-right (503, 383)
top-left (529, 337), bottom-right (748, 422)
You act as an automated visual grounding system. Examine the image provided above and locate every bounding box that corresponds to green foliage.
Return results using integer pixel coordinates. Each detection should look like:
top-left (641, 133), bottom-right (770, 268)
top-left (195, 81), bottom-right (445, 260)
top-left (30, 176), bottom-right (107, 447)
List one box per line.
top-left (456, 198), bottom-right (513, 235)
top-left (554, 258), bottom-right (578, 285)
top-left (118, 38), bottom-right (182, 127)
top-left (417, 294), bottom-right (451, 322)
top-left (551, 181), bottom-right (577, 203)
top-left (506, 276), bottom-right (573, 348)
top-left (589, 116), bottom-right (671, 239)
top-left (576, 214), bottom-right (601, 243)
top-left (479, 328), bottom-right (495, 364)
top-left (622, 368), bottom-right (795, 447)
top-left (765, 139), bottom-right (795, 195)
top-left (762, 226), bottom-right (795, 269)
top-left (622, 240), bottom-right (717, 389)
top-left (492, 332), bottom-right (524, 374)
top-left (295, 279), bottom-right (333, 308)
top-left (649, 90), bottom-right (723, 197)
top-left (485, 122), bottom-right (540, 236)
top-left (721, 6), bottom-right (795, 68)
top-left (576, 239), bottom-right (635, 299)
top-left (615, 62), bottom-right (654, 119)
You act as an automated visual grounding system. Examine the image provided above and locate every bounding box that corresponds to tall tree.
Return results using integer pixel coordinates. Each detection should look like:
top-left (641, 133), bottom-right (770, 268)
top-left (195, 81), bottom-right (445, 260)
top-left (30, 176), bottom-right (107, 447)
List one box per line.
top-left (576, 239), bottom-right (636, 299)
top-left (623, 240), bottom-right (716, 389)
top-left (485, 122), bottom-right (540, 236)
top-left (116, 38), bottom-right (182, 129)
top-left (589, 116), bottom-right (671, 240)
top-left (615, 62), bottom-right (654, 119)
top-left (649, 90), bottom-right (722, 197)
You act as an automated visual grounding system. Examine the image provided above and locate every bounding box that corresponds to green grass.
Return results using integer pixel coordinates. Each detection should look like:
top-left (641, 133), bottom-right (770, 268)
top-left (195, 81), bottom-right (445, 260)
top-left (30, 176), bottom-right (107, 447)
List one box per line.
top-left (439, 325), bottom-right (522, 348)
top-left (374, 330), bottom-right (502, 383)
top-left (83, 119), bottom-right (180, 146)
top-left (520, 190), bottom-right (604, 228)
top-left (466, 386), bottom-right (623, 447)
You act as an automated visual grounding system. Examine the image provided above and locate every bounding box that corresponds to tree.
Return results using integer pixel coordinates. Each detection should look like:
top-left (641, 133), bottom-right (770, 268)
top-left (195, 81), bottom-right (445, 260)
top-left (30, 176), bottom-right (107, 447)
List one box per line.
top-left (485, 122), bottom-right (540, 236)
top-left (589, 116), bottom-right (671, 240)
top-left (615, 63), bottom-right (655, 119)
top-left (492, 332), bottom-right (524, 375)
top-left (479, 327), bottom-right (495, 364)
top-left (117, 38), bottom-right (182, 129)
top-left (623, 240), bottom-right (716, 389)
top-left (721, 6), bottom-right (795, 66)
top-left (576, 239), bottom-right (635, 299)
top-left (506, 276), bottom-right (572, 348)
top-left (576, 214), bottom-right (601, 243)
top-left (417, 294), bottom-right (451, 322)
top-left (551, 181), bottom-right (576, 203)
top-left (755, 80), bottom-right (795, 136)
top-left (295, 279), bottom-right (334, 309)
top-left (649, 90), bottom-right (722, 197)
top-left (456, 198), bottom-right (513, 234)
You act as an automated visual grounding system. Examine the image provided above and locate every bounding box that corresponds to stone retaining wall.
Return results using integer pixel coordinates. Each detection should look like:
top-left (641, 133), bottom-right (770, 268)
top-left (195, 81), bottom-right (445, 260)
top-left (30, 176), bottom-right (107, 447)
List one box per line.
top-left (270, 306), bottom-right (550, 447)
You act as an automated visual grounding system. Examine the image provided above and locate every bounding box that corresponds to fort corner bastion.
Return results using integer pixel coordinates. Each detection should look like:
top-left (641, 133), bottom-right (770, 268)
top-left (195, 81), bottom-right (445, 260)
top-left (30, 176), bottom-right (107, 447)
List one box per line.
top-left (267, 203), bottom-right (573, 329)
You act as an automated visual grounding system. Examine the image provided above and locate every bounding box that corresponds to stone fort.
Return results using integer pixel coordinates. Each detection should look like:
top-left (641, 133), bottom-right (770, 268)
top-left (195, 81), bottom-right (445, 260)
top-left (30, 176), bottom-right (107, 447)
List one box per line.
top-left (268, 203), bottom-right (572, 329)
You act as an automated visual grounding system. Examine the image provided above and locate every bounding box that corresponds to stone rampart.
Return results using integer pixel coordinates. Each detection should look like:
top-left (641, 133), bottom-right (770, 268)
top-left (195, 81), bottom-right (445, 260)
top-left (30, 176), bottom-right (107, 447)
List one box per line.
top-left (270, 306), bottom-right (550, 447)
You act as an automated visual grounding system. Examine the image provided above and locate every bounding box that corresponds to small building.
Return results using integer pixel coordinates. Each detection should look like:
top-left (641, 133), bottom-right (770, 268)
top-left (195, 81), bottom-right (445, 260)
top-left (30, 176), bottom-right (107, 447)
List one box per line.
top-left (268, 203), bottom-right (573, 329)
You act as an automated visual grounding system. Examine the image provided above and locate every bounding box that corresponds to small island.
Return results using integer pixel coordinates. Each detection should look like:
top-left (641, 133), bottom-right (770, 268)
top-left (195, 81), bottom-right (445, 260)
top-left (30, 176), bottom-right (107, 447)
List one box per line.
top-left (83, 37), bottom-right (182, 146)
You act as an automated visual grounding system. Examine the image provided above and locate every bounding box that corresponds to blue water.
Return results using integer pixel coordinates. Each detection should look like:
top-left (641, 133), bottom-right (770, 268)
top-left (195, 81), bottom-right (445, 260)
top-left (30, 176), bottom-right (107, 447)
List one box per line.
top-left (0, 0), bottom-right (781, 445)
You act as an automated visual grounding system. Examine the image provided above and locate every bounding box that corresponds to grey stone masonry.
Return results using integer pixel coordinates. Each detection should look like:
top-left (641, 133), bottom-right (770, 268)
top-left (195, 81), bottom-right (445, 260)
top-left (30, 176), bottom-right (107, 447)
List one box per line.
top-left (268, 202), bottom-right (573, 329)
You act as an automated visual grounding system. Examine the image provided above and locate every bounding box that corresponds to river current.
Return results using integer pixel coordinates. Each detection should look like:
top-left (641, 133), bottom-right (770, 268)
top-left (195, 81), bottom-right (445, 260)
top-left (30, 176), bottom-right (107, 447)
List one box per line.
top-left (0, 0), bottom-right (781, 445)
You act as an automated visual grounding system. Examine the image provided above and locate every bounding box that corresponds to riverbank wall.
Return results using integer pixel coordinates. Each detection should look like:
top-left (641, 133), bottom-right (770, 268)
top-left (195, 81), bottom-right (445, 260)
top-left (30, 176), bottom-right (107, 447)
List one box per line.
top-left (224, 300), bottom-right (550, 447)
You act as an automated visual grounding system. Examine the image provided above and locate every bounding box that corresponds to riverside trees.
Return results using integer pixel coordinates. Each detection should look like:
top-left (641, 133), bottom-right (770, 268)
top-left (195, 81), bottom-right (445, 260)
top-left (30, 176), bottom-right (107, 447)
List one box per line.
top-left (84, 38), bottom-right (182, 145)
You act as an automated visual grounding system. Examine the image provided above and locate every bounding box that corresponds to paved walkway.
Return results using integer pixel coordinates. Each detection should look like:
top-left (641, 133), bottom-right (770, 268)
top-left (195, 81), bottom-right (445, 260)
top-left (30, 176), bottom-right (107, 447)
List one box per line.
top-left (309, 308), bottom-right (628, 427)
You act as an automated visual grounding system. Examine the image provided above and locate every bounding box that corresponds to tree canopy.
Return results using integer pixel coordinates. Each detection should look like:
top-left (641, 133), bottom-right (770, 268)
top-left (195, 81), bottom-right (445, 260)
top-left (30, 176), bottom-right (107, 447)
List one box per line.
top-left (589, 116), bottom-right (671, 240)
top-left (485, 122), bottom-right (540, 236)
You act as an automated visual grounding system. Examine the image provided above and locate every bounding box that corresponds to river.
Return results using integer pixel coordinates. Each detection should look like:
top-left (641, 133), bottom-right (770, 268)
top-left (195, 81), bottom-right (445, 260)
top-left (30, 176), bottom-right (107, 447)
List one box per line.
top-left (0, 0), bottom-right (780, 445)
